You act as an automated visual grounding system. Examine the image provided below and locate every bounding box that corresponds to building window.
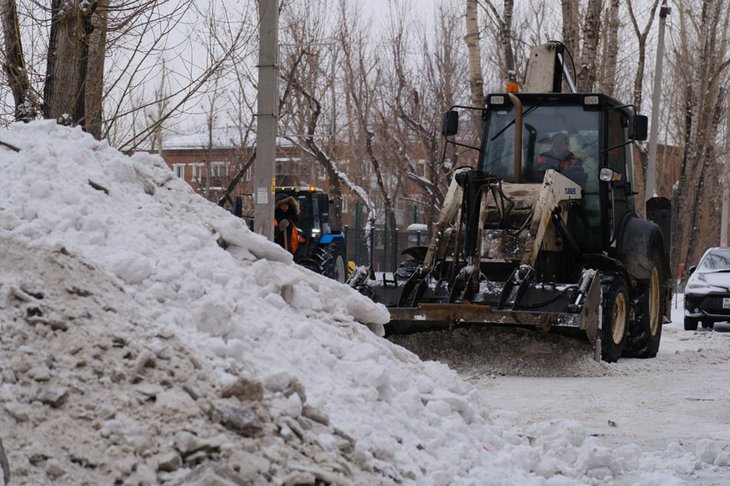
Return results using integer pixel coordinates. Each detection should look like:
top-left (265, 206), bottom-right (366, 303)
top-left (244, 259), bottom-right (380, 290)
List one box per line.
top-left (192, 163), bottom-right (202, 180)
top-left (211, 161), bottom-right (228, 178)
top-left (244, 166), bottom-right (252, 181)
top-left (173, 164), bottom-right (185, 178)
top-left (341, 197), bottom-right (348, 214)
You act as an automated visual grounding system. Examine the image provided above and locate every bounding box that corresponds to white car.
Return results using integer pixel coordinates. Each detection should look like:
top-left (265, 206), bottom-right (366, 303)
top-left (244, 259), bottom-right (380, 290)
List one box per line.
top-left (684, 247), bottom-right (730, 330)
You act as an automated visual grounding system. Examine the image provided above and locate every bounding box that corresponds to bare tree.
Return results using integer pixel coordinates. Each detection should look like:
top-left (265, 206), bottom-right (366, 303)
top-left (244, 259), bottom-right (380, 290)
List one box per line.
top-left (2, 0), bottom-right (108, 131)
top-left (480, 0), bottom-right (517, 84)
top-left (336, 1), bottom-right (394, 227)
top-left (669, 0), bottom-right (730, 273)
top-left (277, 0), bottom-right (354, 227)
top-left (1, 0), bottom-right (36, 121)
top-left (114, 1), bottom-right (255, 152)
top-left (598, 0), bottom-right (620, 96)
top-left (560, 0), bottom-right (580, 61)
top-left (626, 0), bottom-right (662, 114)
top-left (2, 0), bottom-right (255, 148)
top-left (465, 0), bottom-right (484, 107)
top-left (390, 2), bottom-right (468, 224)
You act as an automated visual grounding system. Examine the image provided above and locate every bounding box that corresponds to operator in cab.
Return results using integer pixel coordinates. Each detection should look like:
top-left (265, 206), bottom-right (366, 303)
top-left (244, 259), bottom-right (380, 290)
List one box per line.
top-left (534, 132), bottom-right (586, 187)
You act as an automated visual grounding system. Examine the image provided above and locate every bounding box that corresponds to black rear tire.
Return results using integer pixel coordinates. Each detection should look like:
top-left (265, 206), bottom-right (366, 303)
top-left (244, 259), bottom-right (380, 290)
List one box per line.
top-left (313, 243), bottom-right (346, 283)
top-left (701, 320), bottom-right (715, 330)
top-left (601, 275), bottom-right (629, 362)
top-left (684, 317), bottom-right (699, 331)
top-left (624, 248), bottom-right (665, 358)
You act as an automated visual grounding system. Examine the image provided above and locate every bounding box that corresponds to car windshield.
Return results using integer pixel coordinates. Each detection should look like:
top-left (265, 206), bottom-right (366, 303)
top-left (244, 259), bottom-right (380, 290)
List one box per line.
top-left (478, 103), bottom-right (600, 188)
top-left (698, 249), bottom-right (730, 271)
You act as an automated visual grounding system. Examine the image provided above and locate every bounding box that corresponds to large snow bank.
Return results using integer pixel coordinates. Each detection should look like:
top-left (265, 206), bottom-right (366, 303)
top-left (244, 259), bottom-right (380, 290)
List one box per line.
top-left (0, 121), bottom-right (724, 484)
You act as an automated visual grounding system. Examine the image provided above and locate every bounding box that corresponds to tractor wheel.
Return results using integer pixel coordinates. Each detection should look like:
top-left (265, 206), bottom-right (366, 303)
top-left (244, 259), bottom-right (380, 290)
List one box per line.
top-left (684, 317), bottom-right (699, 331)
top-left (312, 243), bottom-right (346, 283)
top-left (601, 275), bottom-right (629, 362)
top-left (624, 248), bottom-right (665, 358)
top-left (331, 253), bottom-right (346, 283)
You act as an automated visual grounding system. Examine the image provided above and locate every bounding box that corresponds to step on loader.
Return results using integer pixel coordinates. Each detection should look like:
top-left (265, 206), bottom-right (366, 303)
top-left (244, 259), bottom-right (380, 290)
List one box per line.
top-left (350, 42), bottom-right (672, 362)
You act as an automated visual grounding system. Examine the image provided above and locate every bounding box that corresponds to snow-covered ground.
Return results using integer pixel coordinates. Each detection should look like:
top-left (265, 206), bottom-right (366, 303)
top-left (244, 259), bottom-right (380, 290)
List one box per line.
top-left (0, 121), bottom-right (728, 485)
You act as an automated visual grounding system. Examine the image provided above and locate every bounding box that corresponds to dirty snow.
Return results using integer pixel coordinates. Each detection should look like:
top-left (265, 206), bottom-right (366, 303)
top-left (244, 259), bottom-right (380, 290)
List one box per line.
top-left (0, 121), bottom-right (728, 485)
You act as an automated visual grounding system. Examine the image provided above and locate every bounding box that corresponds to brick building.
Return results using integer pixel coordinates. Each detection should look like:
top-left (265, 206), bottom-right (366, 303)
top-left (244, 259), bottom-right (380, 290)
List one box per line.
top-left (159, 127), bottom-right (339, 222)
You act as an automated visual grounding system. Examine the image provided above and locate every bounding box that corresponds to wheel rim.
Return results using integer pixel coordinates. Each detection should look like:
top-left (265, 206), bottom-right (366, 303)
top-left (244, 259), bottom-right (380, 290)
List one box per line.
top-left (611, 291), bottom-right (628, 344)
top-left (648, 266), bottom-right (661, 335)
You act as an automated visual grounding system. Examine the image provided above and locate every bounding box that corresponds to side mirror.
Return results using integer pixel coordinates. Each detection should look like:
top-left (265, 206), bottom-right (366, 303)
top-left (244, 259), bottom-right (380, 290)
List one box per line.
top-left (599, 167), bottom-right (622, 183)
top-left (442, 110), bottom-right (459, 137)
top-left (629, 115), bottom-right (648, 141)
top-left (688, 265), bottom-right (697, 276)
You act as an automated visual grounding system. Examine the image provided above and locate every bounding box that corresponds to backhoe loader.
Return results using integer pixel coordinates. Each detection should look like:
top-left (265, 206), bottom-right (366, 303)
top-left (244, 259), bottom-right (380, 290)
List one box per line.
top-left (350, 42), bottom-right (671, 361)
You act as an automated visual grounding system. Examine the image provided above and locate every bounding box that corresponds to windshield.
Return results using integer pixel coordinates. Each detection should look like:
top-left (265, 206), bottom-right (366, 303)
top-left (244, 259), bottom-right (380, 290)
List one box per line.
top-left (478, 103), bottom-right (600, 189)
top-left (698, 249), bottom-right (730, 271)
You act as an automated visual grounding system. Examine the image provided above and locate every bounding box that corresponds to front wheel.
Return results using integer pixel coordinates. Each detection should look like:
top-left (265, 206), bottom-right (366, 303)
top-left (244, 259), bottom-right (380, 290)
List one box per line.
top-left (624, 248), bottom-right (666, 358)
top-left (601, 275), bottom-right (629, 362)
top-left (701, 320), bottom-right (715, 330)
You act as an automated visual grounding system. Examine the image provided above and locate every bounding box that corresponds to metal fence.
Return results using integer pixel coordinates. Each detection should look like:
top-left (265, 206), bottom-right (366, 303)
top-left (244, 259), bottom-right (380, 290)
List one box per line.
top-left (344, 226), bottom-right (430, 272)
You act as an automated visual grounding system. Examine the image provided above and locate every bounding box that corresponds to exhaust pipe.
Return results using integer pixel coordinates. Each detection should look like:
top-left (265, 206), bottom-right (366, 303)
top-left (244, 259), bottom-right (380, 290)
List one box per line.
top-left (508, 92), bottom-right (523, 182)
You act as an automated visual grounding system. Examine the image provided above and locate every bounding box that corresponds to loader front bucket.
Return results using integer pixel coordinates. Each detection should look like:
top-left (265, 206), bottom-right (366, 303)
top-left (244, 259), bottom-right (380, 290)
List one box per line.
top-left (382, 270), bottom-right (602, 359)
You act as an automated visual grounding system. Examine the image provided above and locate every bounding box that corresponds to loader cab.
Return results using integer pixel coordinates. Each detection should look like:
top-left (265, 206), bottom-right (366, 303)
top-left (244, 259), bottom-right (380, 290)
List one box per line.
top-left (474, 92), bottom-right (644, 252)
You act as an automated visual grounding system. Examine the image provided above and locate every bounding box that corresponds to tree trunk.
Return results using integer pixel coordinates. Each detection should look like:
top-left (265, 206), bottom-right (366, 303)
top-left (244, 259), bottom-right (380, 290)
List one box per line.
top-left (501, 0), bottom-right (516, 83)
top-left (600, 0), bottom-right (620, 95)
top-left (560, 0), bottom-right (580, 62)
top-left (85, 0), bottom-right (108, 139)
top-left (44, 0), bottom-right (103, 136)
top-left (464, 0), bottom-right (484, 107)
top-left (1, 0), bottom-right (34, 120)
top-left (576, 0), bottom-right (601, 92)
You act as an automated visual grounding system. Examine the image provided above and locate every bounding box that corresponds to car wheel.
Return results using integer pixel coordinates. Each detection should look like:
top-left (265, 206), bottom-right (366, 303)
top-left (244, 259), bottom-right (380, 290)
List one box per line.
top-left (684, 317), bottom-right (699, 331)
top-left (601, 274), bottom-right (629, 362)
top-left (701, 320), bottom-right (715, 330)
top-left (624, 247), bottom-right (665, 359)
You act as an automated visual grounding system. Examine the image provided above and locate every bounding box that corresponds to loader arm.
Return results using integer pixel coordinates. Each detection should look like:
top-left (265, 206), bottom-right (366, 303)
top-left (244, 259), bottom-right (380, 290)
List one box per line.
top-left (521, 170), bottom-right (582, 267)
top-left (422, 168), bottom-right (469, 273)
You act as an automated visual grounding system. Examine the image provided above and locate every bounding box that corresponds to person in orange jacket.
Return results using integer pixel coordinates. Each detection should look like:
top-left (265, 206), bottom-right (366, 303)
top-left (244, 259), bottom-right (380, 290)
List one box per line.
top-left (274, 194), bottom-right (300, 253)
top-left (534, 132), bottom-right (586, 187)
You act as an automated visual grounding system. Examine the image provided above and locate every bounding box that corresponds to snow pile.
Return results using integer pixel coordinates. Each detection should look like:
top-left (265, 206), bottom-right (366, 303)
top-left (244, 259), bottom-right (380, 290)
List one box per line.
top-left (0, 121), bottom-right (725, 484)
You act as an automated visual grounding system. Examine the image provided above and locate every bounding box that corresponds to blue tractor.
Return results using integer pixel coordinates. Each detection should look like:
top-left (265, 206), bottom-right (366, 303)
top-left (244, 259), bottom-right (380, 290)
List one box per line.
top-left (276, 186), bottom-right (348, 283)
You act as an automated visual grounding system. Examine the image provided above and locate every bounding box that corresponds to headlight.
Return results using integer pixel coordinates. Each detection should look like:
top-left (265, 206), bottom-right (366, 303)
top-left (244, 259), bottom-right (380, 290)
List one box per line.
top-left (311, 228), bottom-right (321, 238)
top-left (686, 273), bottom-right (723, 291)
top-left (686, 282), bottom-right (710, 290)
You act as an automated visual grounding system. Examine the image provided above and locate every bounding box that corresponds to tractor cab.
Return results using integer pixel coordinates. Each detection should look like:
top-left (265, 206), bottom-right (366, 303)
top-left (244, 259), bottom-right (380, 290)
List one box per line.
top-left (450, 92), bottom-right (647, 253)
top-left (275, 186), bottom-right (348, 282)
top-left (277, 186), bottom-right (332, 246)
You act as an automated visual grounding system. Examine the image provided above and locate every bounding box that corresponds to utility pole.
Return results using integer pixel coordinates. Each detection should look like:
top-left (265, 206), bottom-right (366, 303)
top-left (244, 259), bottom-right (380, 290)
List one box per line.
top-left (722, 115), bottom-right (730, 246)
top-left (646, 0), bottom-right (671, 200)
top-left (254, 0), bottom-right (279, 240)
